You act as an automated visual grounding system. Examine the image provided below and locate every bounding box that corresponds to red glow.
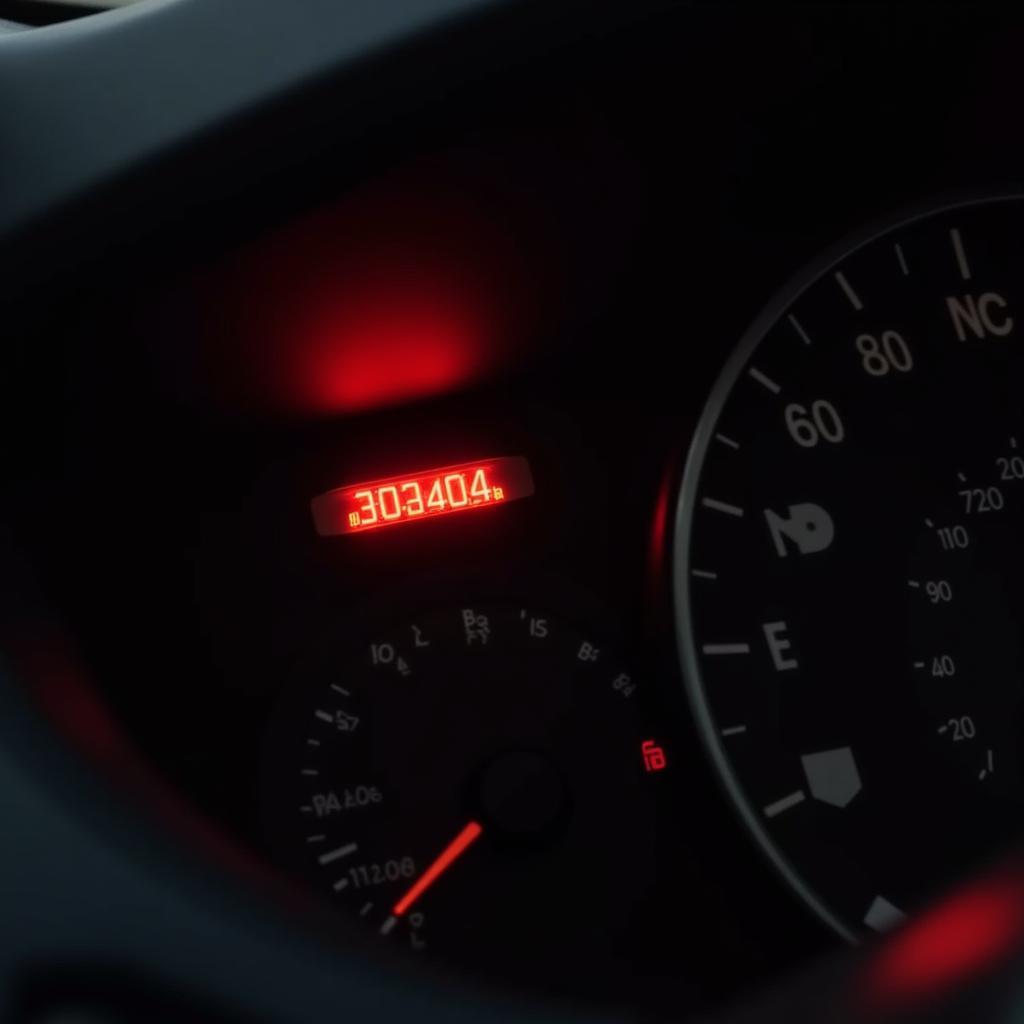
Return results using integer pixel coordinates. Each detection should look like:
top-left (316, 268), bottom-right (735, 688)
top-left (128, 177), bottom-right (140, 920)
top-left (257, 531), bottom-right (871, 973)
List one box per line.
top-left (641, 740), bottom-right (667, 773)
top-left (864, 869), bottom-right (1024, 1008)
top-left (646, 453), bottom-right (684, 604)
top-left (311, 456), bottom-right (534, 536)
top-left (27, 634), bottom-right (131, 772)
top-left (181, 159), bottom-right (553, 419)
top-left (17, 627), bottom-right (278, 892)
top-left (394, 821), bottom-right (483, 917)
top-left (292, 279), bottom-right (487, 415)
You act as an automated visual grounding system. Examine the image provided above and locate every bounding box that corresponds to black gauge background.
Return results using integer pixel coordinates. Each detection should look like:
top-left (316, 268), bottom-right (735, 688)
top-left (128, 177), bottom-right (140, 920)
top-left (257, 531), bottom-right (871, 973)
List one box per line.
top-left (3, 4), bottom-right (1024, 1021)
top-left (676, 194), bottom-right (1024, 942)
top-left (262, 600), bottom-right (659, 997)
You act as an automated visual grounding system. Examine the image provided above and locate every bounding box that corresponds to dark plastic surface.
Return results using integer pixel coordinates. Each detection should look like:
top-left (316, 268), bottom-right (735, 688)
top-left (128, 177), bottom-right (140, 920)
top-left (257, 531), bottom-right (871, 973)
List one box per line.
top-left (0, 0), bottom-right (494, 238)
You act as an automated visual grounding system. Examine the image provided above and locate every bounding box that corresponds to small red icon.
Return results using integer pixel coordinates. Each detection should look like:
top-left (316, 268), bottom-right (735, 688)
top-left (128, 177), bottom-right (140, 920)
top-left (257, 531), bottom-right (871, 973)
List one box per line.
top-left (641, 739), bottom-right (667, 773)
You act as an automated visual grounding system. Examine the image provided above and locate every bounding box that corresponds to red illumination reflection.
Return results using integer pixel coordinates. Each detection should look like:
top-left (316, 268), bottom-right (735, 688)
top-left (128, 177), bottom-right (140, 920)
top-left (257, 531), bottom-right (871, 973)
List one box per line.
top-left (312, 456), bottom-right (534, 536)
top-left (17, 626), bottom-right (277, 892)
top-left (864, 868), bottom-right (1024, 1008)
top-left (184, 159), bottom-right (553, 418)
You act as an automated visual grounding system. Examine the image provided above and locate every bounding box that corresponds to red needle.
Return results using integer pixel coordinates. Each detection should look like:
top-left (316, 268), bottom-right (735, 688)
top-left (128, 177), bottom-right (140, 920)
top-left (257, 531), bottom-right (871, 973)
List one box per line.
top-left (393, 820), bottom-right (483, 917)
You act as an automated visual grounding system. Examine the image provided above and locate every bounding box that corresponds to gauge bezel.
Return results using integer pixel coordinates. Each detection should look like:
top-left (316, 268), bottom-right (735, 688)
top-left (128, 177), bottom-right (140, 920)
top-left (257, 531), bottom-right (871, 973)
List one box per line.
top-left (672, 188), bottom-right (1024, 944)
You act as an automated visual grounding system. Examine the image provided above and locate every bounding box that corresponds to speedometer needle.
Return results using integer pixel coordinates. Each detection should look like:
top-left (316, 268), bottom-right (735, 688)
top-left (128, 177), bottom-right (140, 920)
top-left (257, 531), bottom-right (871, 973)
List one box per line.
top-left (393, 820), bottom-right (483, 917)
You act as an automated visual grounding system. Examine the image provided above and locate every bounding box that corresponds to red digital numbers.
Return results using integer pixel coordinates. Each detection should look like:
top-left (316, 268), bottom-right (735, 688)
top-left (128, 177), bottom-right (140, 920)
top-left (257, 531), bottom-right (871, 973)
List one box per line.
top-left (311, 457), bottom-right (533, 536)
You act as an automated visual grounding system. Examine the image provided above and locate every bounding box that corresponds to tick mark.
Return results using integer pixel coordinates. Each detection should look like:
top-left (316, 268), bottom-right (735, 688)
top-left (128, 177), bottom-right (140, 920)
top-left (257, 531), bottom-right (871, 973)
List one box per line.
top-left (951, 227), bottom-right (971, 281)
top-left (835, 271), bottom-right (863, 310)
top-left (764, 791), bottom-right (806, 818)
top-left (702, 497), bottom-right (744, 518)
top-left (788, 314), bottom-right (813, 345)
top-left (318, 843), bottom-right (358, 866)
top-left (715, 433), bottom-right (740, 450)
top-left (894, 243), bottom-right (910, 276)
top-left (748, 366), bottom-right (781, 394)
top-left (702, 643), bottom-right (751, 656)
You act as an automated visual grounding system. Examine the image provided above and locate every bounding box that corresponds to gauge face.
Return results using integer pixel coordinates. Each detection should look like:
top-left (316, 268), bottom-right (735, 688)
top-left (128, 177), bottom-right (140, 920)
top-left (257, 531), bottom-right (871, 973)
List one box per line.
top-left (675, 195), bottom-right (1024, 939)
top-left (264, 602), bottom-right (657, 980)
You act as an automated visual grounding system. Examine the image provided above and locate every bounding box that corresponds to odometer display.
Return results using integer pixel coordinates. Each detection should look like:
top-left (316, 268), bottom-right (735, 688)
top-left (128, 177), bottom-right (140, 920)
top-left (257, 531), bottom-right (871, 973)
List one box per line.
top-left (675, 195), bottom-right (1024, 940)
top-left (311, 456), bottom-right (534, 535)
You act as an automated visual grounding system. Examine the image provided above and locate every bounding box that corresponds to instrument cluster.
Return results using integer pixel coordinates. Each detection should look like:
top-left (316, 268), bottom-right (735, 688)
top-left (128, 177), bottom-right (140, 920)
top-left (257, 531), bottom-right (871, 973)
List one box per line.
top-left (6, 6), bottom-right (1024, 1021)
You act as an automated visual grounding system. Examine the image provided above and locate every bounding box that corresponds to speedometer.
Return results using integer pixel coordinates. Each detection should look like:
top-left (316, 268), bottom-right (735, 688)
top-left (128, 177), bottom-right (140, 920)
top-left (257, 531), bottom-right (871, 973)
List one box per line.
top-left (675, 194), bottom-right (1024, 940)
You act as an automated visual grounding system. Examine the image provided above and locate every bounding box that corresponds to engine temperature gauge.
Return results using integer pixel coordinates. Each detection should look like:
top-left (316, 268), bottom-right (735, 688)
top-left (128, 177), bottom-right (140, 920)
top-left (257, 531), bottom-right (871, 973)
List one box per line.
top-left (263, 603), bottom-right (660, 980)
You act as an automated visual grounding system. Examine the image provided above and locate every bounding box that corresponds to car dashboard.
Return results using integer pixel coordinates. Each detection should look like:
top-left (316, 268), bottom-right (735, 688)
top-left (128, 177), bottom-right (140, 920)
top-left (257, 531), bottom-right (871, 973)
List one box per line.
top-left (2, 4), bottom-right (1023, 1022)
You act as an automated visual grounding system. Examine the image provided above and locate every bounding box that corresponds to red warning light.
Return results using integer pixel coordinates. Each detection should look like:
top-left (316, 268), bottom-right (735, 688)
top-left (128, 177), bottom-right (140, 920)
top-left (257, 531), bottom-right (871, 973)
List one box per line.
top-left (642, 740), bottom-right (667, 773)
top-left (311, 456), bottom-right (534, 536)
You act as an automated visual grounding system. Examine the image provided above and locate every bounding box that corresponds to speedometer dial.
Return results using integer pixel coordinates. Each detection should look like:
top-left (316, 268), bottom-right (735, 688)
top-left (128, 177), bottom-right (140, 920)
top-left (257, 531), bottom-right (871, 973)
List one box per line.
top-left (675, 195), bottom-right (1024, 940)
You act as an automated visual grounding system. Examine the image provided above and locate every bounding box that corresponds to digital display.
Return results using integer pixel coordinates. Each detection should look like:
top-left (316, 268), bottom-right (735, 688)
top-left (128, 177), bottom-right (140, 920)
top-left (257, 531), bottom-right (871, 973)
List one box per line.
top-left (311, 456), bottom-right (535, 536)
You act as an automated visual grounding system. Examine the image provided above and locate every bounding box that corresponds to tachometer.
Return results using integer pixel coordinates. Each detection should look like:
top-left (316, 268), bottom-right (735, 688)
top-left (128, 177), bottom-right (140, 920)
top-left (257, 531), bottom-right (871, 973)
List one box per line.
top-left (263, 601), bottom-right (661, 979)
top-left (675, 195), bottom-right (1024, 940)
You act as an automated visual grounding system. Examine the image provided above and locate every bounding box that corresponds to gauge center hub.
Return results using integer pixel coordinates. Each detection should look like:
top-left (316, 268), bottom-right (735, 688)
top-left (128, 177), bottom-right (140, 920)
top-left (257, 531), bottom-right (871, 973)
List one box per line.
top-left (477, 748), bottom-right (568, 839)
